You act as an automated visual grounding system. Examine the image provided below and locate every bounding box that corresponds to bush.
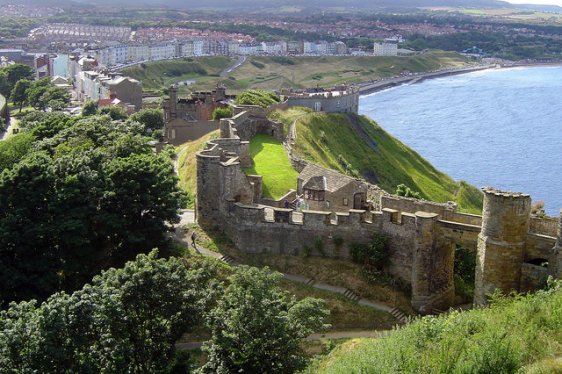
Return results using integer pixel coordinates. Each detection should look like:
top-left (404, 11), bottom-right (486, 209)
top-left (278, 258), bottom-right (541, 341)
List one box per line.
top-left (396, 183), bottom-right (421, 199)
top-left (235, 89), bottom-right (280, 108)
top-left (350, 233), bottom-right (389, 271)
top-left (211, 106), bottom-right (233, 120)
top-left (250, 60), bottom-right (265, 69)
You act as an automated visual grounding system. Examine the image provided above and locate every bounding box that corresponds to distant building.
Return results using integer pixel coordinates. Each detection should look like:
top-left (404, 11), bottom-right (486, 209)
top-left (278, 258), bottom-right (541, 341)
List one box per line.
top-left (373, 41), bottom-right (398, 56)
top-left (100, 76), bottom-right (142, 112)
top-left (282, 85), bottom-right (359, 114)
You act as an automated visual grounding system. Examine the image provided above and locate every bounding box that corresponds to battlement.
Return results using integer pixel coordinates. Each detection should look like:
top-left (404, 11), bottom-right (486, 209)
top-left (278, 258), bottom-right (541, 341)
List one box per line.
top-left (482, 187), bottom-right (530, 199)
top-left (196, 128), bottom-right (562, 313)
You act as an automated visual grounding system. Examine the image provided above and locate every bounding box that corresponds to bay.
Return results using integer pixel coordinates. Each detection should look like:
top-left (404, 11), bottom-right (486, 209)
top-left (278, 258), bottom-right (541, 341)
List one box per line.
top-left (359, 66), bottom-right (562, 216)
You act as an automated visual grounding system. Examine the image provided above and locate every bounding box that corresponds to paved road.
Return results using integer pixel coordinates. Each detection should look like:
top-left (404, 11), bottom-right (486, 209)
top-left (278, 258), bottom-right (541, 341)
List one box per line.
top-left (220, 56), bottom-right (246, 77)
top-left (1, 117), bottom-right (17, 141)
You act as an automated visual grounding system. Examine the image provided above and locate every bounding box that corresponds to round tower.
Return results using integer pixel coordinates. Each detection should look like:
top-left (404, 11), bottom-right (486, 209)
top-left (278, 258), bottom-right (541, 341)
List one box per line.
top-left (474, 187), bottom-right (531, 306)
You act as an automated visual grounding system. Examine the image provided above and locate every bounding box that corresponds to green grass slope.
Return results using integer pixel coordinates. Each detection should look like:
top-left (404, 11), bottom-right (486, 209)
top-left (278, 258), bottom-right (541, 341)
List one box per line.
top-left (122, 57), bottom-right (234, 92)
top-left (122, 51), bottom-right (470, 93)
top-left (230, 51), bottom-right (470, 91)
top-left (304, 283), bottom-right (562, 373)
top-left (176, 130), bottom-right (219, 208)
top-left (270, 107), bottom-right (483, 214)
top-left (243, 134), bottom-right (299, 199)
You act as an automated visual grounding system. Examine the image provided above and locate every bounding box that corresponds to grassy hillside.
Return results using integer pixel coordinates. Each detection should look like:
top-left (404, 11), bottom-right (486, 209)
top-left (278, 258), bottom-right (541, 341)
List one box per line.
top-left (230, 51), bottom-right (470, 91)
top-left (122, 57), bottom-right (233, 92)
top-left (243, 134), bottom-right (299, 199)
top-left (176, 130), bottom-right (219, 207)
top-left (270, 107), bottom-right (483, 214)
top-left (122, 51), bottom-right (470, 93)
top-left (305, 282), bottom-right (562, 373)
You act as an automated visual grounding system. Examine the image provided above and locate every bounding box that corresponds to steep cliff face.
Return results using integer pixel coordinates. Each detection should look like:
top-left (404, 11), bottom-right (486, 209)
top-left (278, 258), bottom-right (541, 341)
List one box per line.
top-left (271, 107), bottom-right (483, 214)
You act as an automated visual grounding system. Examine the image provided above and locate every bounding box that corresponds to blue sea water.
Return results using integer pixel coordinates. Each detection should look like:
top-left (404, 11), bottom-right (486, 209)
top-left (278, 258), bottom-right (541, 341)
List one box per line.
top-left (359, 66), bottom-right (562, 216)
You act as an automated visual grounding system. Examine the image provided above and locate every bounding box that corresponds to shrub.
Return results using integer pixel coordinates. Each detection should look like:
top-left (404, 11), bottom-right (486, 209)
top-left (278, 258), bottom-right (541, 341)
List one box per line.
top-left (396, 183), bottom-right (421, 199)
top-left (235, 89), bottom-right (280, 108)
top-left (350, 233), bottom-right (389, 271)
top-left (212, 106), bottom-right (233, 120)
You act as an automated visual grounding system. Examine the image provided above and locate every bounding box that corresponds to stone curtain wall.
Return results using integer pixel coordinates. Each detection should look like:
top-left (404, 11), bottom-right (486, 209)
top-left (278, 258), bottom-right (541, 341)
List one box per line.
top-left (197, 130), bottom-right (562, 313)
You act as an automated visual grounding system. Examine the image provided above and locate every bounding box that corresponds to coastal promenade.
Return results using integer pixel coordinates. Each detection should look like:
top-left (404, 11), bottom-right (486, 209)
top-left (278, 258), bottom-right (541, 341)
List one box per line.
top-left (358, 65), bottom-right (494, 95)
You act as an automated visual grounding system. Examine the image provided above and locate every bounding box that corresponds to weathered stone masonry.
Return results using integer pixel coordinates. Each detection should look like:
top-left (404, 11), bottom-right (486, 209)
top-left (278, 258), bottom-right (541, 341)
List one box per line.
top-left (196, 118), bottom-right (562, 313)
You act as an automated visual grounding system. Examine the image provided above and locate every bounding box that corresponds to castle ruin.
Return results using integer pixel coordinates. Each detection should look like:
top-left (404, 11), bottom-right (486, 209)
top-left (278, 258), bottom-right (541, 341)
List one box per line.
top-left (196, 107), bottom-right (562, 314)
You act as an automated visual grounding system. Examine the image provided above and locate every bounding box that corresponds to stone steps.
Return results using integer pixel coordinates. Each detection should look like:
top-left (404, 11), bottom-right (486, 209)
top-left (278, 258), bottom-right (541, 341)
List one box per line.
top-left (219, 254), bottom-right (236, 264)
top-left (343, 288), bottom-right (361, 302)
top-left (390, 307), bottom-right (409, 323)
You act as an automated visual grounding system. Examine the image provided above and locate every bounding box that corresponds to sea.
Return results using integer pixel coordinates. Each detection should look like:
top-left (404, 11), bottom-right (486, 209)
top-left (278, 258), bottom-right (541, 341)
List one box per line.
top-left (359, 66), bottom-right (562, 216)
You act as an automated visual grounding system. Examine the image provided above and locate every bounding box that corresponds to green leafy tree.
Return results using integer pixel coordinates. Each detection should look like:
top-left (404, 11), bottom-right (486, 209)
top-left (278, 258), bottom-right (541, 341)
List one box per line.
top-left (0, 116), bottom-right (186, 304)
top-left (129, 108), bottom-right (164, 130)
top-left (0, 132), bottom-right (35, 170)
top-left (18, 111), bottom-right (76, 140)
top-left (10, 79), bottom-right (30, 111)
top-left (202, 266), bottom-right (329, 374)
top-left (81, 99), bottom-right (98, 116)
top-left (0, 64), bottom-right (34, 87)
top-left (0, 250), bottom-right (219, 372)
top-left (100, 105), bottom-right (129, 121)
top-left (0, 73), bottom-right (12, 98)
top-left (25, 77), bottom-right (52, 110)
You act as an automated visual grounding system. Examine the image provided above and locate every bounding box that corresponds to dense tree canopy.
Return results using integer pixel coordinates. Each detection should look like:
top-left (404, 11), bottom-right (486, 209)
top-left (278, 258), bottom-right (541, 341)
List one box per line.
top-left (0, 115), bottom-right (186, 305)
top-left (0, 250), bottom-right (221, 373)
top-left (202, 266), bottom-right (329, 374)
top-left (129, 108), bottom-right (165, 130)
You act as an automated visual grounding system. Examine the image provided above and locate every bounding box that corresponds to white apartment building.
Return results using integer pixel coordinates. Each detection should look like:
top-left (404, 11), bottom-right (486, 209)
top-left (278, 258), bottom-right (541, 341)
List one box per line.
top-left (373, 41), bottom-right (398, 56)
top-left (129, 44), bottom-right (150, 62)
top-left (193, 40), bottom-right (207, 56)
top-left (149, 43), bottom-right (177, 60)
top-left (180, 41), bottom-right (195, 57)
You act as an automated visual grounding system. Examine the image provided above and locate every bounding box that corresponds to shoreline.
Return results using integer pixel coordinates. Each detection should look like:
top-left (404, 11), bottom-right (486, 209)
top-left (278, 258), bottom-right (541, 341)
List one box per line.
top-left (358, 61), bottom-right (562, 96)
top-left (358, 65), bottom-right (494, 96)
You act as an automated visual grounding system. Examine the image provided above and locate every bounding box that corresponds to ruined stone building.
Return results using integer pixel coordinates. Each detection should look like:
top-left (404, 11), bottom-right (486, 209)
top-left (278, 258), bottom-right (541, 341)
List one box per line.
top-left (162, 85), bottom-right (234, 145)
top-left (195, 105), bottom-right (562, 314)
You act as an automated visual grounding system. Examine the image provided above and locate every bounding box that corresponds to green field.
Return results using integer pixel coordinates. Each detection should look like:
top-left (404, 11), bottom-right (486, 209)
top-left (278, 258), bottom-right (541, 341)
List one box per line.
top-left (123, 51), bottom-right (471, 94)
top-left (270, 107), bottom-right (483, 213)
top-left (121, 57), bottom-right (234, 93)
top-left (305, 283), bottom-right (562, 373)
top-left (242, 133), bottom-right (299, 200)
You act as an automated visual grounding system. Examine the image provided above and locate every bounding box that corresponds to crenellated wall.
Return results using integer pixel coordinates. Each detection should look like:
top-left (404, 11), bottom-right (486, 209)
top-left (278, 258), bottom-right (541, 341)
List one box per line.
top-left (197, 130), bottom-right (562, 314)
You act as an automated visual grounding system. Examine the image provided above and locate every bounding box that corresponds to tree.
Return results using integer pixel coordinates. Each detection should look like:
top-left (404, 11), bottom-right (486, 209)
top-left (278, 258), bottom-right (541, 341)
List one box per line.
top-left (0, 250), bottom-right (219, 373)
top-left (81, 100), bottom-right (98, 116)
top-left (10, 79), bottom-right (30, 112)
top-left (0, 64), bottom-right (34, 87)
top-left (129, 108), bottom-right (165, 130)
top-left (100, 105), bottom-right (128, 121)
top-left (202, 266), bottom-right (329, 374)
top-left (0, 132), bottom-right (35, 170)
top-left (0, 72), bottom-right (11, 98)
top-left (0, 116), bottom-right (187, 305)
top-left (26, 77), bottom-right (52, 110)
top-left (18, 111), bottom-right (76, 140)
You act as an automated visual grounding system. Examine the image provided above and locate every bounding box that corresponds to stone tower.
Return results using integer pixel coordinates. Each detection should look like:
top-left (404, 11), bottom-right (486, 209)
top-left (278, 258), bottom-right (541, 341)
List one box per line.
top-left (411, 211), bottom-right (455, 314)
top-left (474, 187), bottom-right (531, 306)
